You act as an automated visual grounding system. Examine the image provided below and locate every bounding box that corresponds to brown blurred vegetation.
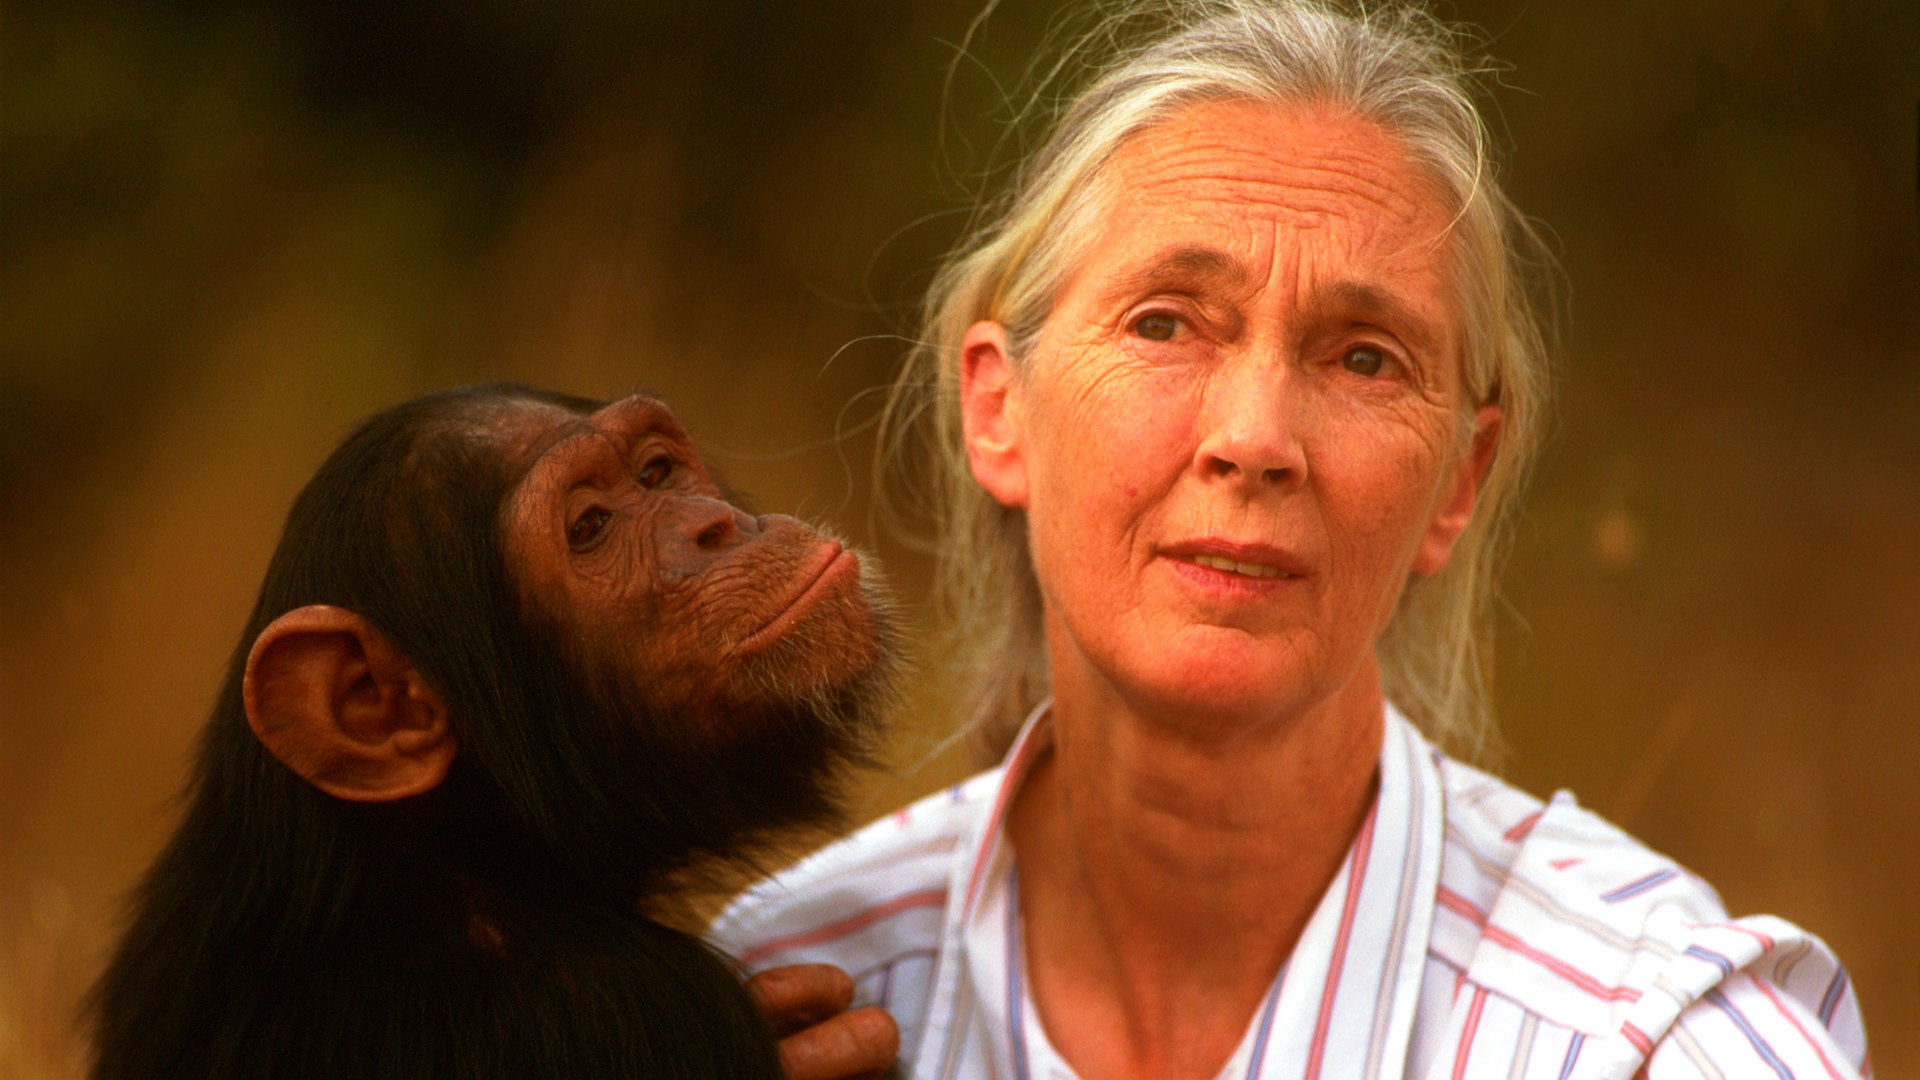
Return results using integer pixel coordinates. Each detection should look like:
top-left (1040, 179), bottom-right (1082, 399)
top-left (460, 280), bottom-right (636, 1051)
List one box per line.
top-left (1, 0), bottom-right (1915, 1074)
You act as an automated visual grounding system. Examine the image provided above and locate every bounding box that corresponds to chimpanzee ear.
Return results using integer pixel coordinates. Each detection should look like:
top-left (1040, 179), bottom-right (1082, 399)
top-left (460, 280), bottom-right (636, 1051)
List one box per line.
top-left (243, 604), bottom-right (458, 802)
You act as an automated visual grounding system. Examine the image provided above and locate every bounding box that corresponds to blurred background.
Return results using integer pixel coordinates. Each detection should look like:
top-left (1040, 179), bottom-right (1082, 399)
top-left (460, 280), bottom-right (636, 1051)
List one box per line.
top-left (2, 0), bottom-right (1915, 1074)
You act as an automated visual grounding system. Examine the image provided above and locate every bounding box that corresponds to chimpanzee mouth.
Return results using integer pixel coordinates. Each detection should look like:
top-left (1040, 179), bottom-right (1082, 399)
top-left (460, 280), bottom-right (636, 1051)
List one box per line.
top-left (731, 542), bottom-right (861, 656)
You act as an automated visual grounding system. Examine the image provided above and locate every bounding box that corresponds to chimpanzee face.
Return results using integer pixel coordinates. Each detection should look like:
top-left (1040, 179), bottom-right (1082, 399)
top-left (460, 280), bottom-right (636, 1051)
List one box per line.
top-left (499, 394), bottom-right (886, 734)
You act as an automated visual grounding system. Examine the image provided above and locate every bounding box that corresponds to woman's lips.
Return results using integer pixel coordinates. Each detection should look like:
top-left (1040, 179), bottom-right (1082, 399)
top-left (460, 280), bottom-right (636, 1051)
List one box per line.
top-left (1161, 540), bottom-right (1310, 581)
top-left (1182, 553), bottom-right (1293, 579)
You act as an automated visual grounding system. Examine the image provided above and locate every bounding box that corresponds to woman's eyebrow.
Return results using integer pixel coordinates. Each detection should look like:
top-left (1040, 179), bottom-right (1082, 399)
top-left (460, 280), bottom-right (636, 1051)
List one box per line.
top-left (1306, 279), bottom-right (1443, 355)
top-left (1097, 244), bottom-right (1250, 304)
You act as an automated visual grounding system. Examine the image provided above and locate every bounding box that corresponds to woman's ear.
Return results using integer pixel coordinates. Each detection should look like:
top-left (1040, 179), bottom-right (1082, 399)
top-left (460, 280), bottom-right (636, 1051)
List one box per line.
top-left (1413, 404), bottom-right (1503, 577)
top-left (243, 605), bottom-right (457, 802)
top-left (959, 320), bottom-right (1030, 509)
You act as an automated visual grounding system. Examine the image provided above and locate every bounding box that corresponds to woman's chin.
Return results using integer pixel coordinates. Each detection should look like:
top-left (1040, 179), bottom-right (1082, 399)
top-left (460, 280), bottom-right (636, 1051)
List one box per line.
top-left (1105, 656), bottom-right (1352, 739)
top-left (1156, 624), bottom-right (1389, 727)
top-left (1049, 612), bottom-right (1378, 736)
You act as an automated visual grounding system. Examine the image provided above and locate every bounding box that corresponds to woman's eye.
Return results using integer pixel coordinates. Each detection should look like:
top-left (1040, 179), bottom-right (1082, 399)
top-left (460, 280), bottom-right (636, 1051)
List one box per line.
top-left (567, 507), bottom-right (612, 552)
top-left (637, 456), bottom-right (674, 489)
top-left (1342, 346), bottom-right (1387, 377)
top-left (1132, 312), bottom-right (1181, 342)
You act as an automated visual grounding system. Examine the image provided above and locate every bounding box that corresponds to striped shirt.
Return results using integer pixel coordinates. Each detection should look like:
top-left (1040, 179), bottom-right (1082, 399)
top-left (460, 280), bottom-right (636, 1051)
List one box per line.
top-left (711, 705), bottom-right (1870, 1078)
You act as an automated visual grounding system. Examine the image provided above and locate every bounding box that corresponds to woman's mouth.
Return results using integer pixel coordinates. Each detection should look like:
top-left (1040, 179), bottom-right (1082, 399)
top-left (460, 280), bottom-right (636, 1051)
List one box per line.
top-left (1182, 553), bottom-right (1294, 579)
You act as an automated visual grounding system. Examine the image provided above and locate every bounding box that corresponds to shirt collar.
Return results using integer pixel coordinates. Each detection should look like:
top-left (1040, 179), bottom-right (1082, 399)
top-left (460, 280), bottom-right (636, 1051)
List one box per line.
top-left (915, 701), bottom-right (1446, 1080)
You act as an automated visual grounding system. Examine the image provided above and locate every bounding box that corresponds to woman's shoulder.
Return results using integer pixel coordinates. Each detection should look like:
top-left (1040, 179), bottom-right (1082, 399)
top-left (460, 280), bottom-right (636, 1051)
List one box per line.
top-left (1434, 755), bottom-right (1730, 926)
top-left (1428, 756), bottom-right (1868, 1077)
top-left (708, 768), bottom-right (1003, 974)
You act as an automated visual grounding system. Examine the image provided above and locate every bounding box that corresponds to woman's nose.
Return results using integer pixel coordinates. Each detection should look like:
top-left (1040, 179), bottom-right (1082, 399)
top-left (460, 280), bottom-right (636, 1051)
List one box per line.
top-left (1193, 357), bottom-right (1307, 489)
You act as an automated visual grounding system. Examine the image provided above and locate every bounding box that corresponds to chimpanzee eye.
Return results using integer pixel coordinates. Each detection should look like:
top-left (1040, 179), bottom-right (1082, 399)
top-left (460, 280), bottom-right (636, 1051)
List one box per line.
top-left (637, 456), bottom-right (674, 489)
top-left (567, 507), bottom-right (612, 552)
top-left (1342, 346), bottom-right (1387, 377)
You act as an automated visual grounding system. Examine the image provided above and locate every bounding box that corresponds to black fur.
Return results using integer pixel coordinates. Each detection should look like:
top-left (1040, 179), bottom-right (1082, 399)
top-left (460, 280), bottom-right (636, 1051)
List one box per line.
top-left (90, 385), bottom-right (884, 1078)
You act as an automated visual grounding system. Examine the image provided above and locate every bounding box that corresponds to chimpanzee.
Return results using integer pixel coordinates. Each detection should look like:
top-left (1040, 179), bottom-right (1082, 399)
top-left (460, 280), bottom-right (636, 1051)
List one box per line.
top-left (90, 384), bottom-right (901, 1078)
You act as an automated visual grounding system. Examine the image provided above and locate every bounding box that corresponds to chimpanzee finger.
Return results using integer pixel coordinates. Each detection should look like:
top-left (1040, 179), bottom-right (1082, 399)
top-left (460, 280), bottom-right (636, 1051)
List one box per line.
top-left (747, 963), bottom-right (856, 1036)
top-left (774, 1005), bottom-right (900, 1080)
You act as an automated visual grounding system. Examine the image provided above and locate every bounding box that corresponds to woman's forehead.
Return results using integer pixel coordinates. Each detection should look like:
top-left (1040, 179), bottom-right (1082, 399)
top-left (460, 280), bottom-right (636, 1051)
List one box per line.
top-left (1091, 99), bottom-right (1452, 265)
top-left (1043, 98), bottom-right (1462, 345)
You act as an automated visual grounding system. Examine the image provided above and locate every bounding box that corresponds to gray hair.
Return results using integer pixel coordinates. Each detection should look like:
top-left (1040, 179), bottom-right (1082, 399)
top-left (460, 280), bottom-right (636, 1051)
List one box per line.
top-left (882, 0), bottom-right (1551, 761)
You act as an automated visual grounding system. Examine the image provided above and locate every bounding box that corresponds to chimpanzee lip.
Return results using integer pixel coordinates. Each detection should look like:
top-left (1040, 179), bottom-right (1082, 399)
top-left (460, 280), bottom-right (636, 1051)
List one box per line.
top-left (732, 541), bottom-right (858, 656)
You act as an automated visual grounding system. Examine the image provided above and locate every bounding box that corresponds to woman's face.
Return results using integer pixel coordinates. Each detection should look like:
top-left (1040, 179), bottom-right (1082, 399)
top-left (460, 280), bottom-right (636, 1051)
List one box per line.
top-left (961, 99), bottom-right (1498, 732)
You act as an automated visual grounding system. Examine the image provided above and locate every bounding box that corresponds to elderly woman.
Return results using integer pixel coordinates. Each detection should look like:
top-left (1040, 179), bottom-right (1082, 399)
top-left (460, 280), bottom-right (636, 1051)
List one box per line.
top-left (719, 2), bottom-right (1869, 1077)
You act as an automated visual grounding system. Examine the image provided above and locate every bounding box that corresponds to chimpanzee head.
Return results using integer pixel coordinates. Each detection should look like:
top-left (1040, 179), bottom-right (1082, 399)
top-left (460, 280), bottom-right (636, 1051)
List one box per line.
top-left (234, 383), bottom-right (898, 898)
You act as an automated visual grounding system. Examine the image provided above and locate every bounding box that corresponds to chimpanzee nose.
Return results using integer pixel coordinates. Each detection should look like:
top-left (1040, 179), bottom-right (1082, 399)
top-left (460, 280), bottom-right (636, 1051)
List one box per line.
top-left (689, 498), bottom-right (758, 550)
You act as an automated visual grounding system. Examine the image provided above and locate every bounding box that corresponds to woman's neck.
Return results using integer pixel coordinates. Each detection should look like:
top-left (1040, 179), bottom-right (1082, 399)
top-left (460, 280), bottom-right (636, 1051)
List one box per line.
top-left (1006, 660), bottom-right (1384, 1079)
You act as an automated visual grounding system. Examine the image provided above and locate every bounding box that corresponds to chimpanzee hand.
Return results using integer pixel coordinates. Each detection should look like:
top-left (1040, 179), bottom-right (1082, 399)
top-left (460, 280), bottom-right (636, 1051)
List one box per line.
top-left (749, 964), bottom-right (900, 1080)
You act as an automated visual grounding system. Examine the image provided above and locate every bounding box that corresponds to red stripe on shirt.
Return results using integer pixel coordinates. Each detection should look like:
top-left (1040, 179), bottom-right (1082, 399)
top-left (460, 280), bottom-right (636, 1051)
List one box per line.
top-left (1303, 801), bottom-right (1380, 1080)
top-left (1436, 886), bottom-right (1488, 927)
top-left (1451, 986), bottom-right (1489, 1080)
top-left (1504, 809), bottom-right (1544, 842)
top-left (1483, 925), bottom-right (1643, 1003)
top-left (1712, 922), bottom-right (1779, 951)
top-left (736, 889), bottom-right (948, 968)
top-left (1754, 975), bottom-right (1847, 1079)
top-left (964, 751), bottom-right (1039, 915)
top-left (1621, 1021), bottom-right (1653, 1054)
top-left (962, 792), bottom-right (1015, 915)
